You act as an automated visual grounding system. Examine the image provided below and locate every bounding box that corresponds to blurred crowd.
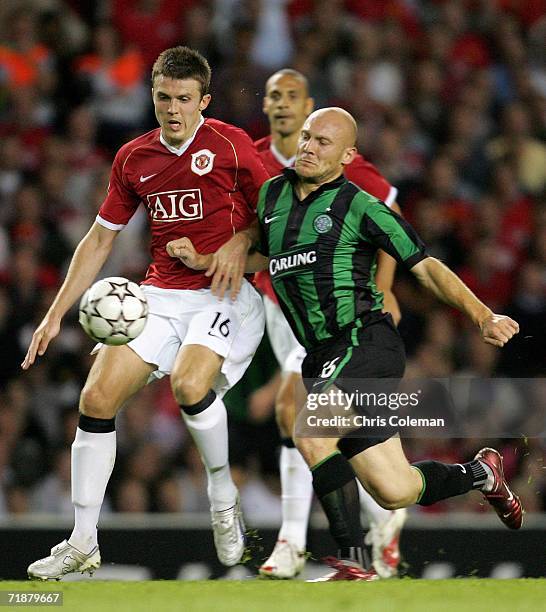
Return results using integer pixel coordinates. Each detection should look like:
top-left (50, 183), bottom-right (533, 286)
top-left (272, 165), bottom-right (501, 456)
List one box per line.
top-left (0, 0), bottom-right (545, 522)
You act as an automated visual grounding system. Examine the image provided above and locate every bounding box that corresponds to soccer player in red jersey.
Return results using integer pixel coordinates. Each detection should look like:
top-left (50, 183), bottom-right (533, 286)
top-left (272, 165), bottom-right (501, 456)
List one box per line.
top-left (23, 47), bottom-right (268, 580)
top-left (252, 69), bottom-right (406, 579)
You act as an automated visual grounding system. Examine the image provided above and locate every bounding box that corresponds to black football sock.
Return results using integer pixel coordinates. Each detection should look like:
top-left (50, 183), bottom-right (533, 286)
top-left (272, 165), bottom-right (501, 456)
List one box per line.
top-left (311, 451), bottom-right (369, 568)
top-left (412, 459), bottom-right (488, 506)
top-left (281, 437), bottom-right (296, 448)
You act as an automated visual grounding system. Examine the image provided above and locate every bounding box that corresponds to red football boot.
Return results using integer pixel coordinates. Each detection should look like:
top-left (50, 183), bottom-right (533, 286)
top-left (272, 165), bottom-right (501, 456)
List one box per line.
top-left (475, 447), bottom-right (523, 529)
top-left (308, 557), bottom-right (380, 582)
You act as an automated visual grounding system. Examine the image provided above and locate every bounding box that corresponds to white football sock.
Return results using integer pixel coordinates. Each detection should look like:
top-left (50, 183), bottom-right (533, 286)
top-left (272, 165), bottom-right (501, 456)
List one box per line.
top-left (357, 481), bottom-right (392, 526)
top-left (69, 427), bottom-right (116, 554)
top-left (181, 396), bottom-right (237, 511)
top-left (478, 460), bottom-right (495, 492)
top-left (277, 446), bottom-right (313, 551)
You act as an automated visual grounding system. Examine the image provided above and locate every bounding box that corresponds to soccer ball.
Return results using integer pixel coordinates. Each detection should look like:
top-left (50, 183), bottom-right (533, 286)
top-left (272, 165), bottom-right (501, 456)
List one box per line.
top-left (79, 277), bottom-right (149, 345)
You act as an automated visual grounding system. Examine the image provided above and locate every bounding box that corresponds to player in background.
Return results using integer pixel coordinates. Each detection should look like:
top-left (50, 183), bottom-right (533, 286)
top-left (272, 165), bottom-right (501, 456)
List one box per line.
top-left (22, 46), bottom-right (268, 580)
top-left (254, 69), bottom-right (406, 579)
top-left (169, 107), bottom-right (523, 582)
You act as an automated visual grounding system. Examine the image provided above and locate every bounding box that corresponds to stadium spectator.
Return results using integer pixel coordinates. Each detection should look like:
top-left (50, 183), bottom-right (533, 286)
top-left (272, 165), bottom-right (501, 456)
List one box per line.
top-left (74, 22), bottom-right (148, 152)
top-left (111, 0), bottom-right (192, 69)
top-left (487, 102), bottom-right (546, 195)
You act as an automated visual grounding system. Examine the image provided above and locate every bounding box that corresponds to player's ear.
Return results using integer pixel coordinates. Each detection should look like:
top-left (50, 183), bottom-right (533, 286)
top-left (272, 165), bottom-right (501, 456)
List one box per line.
top-left (341, 146), bottom-right (357, 167)
top-left (262, 97), bottom-right (268, 114)
top-left (305, 97), bottom-right (315, 116)
top-left (199, 94), bottom-right (212, 111)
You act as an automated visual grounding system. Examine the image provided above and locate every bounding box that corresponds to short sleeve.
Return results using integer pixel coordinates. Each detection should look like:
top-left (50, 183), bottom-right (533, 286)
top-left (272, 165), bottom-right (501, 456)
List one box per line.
top-left (360, 197), bottom-right (428, 268)
top-left (97, 148), bottom-right (141, 230)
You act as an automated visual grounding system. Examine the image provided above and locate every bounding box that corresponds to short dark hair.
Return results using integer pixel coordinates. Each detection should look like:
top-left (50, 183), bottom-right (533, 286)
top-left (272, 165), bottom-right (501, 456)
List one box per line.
top-left (152, 46), bottom-right (211, 96)
top-left (266, 69), bottom-right (310, 96)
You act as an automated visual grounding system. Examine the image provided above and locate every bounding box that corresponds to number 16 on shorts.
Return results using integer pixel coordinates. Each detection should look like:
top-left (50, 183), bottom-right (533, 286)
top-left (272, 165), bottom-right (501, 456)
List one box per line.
top-left (208, 312), bottom-right (231, 339)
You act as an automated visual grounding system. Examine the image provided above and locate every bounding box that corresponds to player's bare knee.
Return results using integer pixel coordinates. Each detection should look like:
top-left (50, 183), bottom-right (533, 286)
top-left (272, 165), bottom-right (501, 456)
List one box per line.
top-left (79, 384), bottom-right (117, 419)
top-left (171, 374), bottom-right (208, 406)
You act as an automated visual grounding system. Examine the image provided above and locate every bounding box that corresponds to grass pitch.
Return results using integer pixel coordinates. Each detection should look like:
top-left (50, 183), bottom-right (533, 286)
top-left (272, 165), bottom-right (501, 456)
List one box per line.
top-left (1, 579), bottom-right (545, 612)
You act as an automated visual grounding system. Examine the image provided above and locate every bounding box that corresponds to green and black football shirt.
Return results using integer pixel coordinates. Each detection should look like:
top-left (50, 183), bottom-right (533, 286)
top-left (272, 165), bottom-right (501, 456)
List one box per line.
top-left (256, 169), bottom-right (428, 350)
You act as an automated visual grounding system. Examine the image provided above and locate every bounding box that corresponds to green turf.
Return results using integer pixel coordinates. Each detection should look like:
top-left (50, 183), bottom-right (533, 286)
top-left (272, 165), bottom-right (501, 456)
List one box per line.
top-left (0, 580), bottom-right (544, 612)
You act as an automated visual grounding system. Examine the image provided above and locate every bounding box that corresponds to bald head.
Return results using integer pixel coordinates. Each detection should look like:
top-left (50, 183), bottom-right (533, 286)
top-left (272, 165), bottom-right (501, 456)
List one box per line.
top-left (295, 106), bottom-right (358, 186)
top-left (305, 107), bottom-right (358, 147)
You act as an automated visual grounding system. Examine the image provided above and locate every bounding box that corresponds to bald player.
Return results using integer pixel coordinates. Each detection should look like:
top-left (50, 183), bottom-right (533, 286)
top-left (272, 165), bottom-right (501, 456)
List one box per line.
top-left (254, 70), bottom-right (406, 579)
top-left (168, 107), bottom-right (522, 580)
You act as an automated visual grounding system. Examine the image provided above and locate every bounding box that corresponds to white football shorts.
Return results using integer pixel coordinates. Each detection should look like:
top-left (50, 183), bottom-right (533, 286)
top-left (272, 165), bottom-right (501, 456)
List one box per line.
top-left (96, 279), bottom-right (265, 397)
top-left (263, 295), bottom-right (306, 374)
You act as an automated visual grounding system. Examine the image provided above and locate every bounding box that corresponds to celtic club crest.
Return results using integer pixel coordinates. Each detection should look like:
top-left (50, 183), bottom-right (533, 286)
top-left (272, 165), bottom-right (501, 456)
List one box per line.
top-left (313, 214), bottom-right (333, 233)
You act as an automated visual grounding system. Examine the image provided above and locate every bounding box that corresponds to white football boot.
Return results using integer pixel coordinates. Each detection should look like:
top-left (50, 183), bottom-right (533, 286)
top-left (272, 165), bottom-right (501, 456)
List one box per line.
top-left (27, 540), bottom-right (101, 581)
top-left (211, 497), bottom-right (246, 566)
top-left (259, 539), bottom-right (306, 579)
top-left (365, 508), bottom-right (407, 578)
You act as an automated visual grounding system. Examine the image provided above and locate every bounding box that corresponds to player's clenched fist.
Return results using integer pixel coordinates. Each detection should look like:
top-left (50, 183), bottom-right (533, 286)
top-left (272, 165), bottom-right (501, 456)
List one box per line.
top-left (479, 314), bottom-right (519, 347)
top-left (166, 237), bottom-right (211, 270)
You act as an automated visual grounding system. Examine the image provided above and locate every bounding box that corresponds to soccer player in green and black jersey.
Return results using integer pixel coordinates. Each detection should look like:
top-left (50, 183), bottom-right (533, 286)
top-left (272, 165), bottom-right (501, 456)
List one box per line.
top-left (258, 166), bottom-right (423, 352)
top-left (167, 107), bottom-right (523, 581)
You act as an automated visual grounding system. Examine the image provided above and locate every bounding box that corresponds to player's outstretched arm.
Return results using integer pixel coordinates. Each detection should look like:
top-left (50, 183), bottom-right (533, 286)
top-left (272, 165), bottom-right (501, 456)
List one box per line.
top-left (166, 236), bottom-right (268, 273)
top-left (21, 222), bottom-right (118, 369)
top-left (411, 257), bottom-right (519, 347)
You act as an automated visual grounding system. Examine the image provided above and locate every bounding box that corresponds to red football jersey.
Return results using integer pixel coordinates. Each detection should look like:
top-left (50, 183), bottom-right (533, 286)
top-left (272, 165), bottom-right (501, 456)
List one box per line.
top-left (98, 118), bottom-right (269, 289)
top-left (254, 135), bottom-right (398, 301)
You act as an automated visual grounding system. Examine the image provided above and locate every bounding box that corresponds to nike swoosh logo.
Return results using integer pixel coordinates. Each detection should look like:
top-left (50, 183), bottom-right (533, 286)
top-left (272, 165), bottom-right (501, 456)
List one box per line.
top-left (264, 216), bottom-right (279, 224)
top-left (456, 464), bottom-right (467, 474)
top-left (140, 173), bottom-right (157, 182)
top-left (506, 488), bottom-right (514, 501)
top-left (503, 512), bottom-right (512, 518)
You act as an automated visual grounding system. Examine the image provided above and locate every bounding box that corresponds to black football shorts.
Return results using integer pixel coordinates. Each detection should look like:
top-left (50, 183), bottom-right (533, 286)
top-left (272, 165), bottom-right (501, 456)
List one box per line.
top-left (301, 312), bottom-right (406, 458)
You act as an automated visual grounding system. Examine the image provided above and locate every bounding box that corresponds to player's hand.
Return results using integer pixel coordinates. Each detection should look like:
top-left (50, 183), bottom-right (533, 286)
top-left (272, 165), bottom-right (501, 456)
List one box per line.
top-left (382, 289), bottom-right (402, 326)
top-left (206, 233), bottom-right (252, 301)
top-left (479, 314), bottom-right (519, 347)
top-left (21, 315), bottom-right (61, 370)
top-left (166, 237), bottom-right (211, 270)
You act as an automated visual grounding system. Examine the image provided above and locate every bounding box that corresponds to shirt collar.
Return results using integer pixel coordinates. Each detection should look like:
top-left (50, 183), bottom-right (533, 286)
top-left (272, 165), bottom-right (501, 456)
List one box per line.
top-left (270, 142), bottom-right (296, 168)
top-left (159, 116), bottom-right (204, 156)
top-left (283, 167), bottom-right (347, 192)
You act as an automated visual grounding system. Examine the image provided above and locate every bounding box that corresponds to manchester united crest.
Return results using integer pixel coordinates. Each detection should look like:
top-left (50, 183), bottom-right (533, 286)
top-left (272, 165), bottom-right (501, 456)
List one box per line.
top-left (191, 149), bottom-right (216, 176)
